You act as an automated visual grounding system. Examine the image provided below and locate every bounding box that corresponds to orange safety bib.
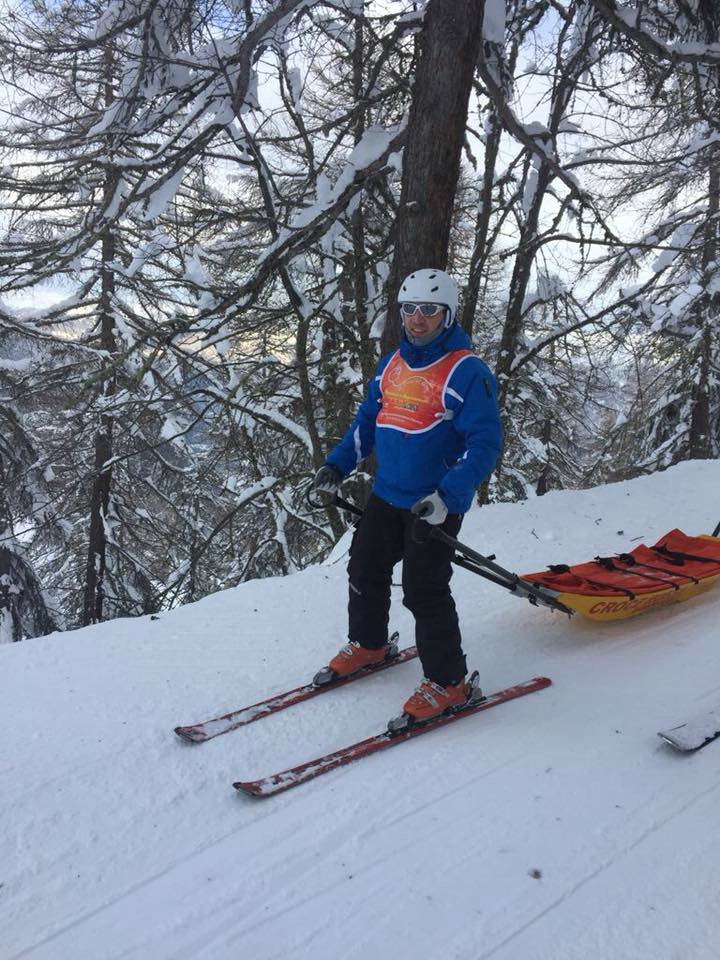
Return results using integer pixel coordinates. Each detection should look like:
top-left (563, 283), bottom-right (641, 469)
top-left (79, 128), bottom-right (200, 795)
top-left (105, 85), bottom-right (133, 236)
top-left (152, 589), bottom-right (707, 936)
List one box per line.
top-left (377, 349), bottom-right (473, 433)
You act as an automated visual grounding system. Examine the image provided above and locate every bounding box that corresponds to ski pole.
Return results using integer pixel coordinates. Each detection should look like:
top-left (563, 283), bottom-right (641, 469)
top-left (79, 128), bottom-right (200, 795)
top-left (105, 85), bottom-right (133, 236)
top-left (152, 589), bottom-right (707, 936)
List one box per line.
top-left (307, 489), bottom-right (572, 617)
top-left (420, 520), bottom-right (574, 617)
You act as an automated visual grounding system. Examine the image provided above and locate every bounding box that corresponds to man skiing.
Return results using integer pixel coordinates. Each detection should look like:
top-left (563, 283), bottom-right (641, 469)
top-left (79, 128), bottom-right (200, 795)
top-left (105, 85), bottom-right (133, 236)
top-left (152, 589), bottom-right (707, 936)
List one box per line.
top-left (311, 268), bottom-right (502, 725)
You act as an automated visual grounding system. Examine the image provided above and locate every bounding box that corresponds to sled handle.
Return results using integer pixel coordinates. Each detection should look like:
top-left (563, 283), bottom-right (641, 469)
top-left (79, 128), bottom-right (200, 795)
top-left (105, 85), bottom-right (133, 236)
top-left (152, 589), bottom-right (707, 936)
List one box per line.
top-left (425, 524), bottom-right (574, 617)
top-left (309, 492), bottom-right (572, 617)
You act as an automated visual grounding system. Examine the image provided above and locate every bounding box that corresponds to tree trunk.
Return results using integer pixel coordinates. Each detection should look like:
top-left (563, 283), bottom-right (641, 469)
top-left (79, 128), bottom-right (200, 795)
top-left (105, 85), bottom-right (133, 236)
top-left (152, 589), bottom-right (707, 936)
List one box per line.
top-left (688, 163), bottom-right (718, 459)
top-left (0, 549), bottom-right (19, 642)
top-left (494, 155), bottom-right (553, 396)
top-left (82, 45), bottom-right (118, 625)
top-left (82, 226), bottom-right (117, 625)
top-left (0, 455), bottom-right (18, 641)
top-left (381, 0), bottom-right (486, 353)
top-left (460, 110), bottom-right (502, 336)
top-left (689, 7), bottom-right (719, 461)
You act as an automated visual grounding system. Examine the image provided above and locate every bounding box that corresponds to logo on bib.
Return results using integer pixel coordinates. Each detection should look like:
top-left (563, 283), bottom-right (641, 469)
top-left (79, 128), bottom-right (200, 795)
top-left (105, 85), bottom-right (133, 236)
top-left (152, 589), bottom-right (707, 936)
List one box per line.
top-left (377, 350), bottom-right (472, 433)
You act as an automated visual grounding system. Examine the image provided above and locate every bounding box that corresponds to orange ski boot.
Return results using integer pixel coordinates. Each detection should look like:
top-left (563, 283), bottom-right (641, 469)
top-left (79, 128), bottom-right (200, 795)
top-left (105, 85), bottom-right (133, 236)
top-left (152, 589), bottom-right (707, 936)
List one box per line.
top-left (404, 677), bottom-right (469, 719)
top-left (388, 672), bottom-right (482, 734)
top-left (313, 638), bottom-right (398, 686)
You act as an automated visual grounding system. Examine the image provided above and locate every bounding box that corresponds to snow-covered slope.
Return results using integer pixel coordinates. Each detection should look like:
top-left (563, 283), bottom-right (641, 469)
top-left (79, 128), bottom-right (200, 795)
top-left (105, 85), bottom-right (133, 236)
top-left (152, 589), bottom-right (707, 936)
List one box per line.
top-left (3, 461), bottom-right (720, 960)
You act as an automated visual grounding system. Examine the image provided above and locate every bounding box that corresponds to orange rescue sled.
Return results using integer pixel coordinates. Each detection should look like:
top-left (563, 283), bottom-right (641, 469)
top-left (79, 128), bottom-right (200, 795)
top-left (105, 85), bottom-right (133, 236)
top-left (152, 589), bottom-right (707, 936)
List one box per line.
top-left (522, 529), bottom-right (720, 622)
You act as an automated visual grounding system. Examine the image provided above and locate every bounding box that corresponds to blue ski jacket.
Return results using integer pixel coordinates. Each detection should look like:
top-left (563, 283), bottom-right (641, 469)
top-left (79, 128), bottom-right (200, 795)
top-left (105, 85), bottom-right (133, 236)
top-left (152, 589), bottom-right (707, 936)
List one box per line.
top-left (325, 324), bottom-right (502, 514)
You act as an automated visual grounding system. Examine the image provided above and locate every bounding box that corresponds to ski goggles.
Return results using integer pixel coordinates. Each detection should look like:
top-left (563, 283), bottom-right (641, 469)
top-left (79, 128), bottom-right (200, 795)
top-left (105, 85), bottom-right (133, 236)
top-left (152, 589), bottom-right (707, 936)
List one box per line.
top-left (400, 302), bottom-right (446, 318)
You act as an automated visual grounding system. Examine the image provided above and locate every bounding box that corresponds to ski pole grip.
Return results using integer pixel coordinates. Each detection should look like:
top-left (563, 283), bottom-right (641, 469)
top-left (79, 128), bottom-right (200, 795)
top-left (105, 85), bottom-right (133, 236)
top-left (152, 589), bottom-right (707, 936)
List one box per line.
top-left (306, 486), bottom-right (335, 510)
top-left (305, 487), bottom-right (364, 518)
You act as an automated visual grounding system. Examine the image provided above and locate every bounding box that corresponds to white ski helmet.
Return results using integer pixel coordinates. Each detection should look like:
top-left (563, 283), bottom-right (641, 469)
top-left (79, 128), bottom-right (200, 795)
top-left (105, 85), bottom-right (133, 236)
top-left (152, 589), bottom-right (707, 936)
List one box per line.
top-left (397, 268), bottom-right (459, 328)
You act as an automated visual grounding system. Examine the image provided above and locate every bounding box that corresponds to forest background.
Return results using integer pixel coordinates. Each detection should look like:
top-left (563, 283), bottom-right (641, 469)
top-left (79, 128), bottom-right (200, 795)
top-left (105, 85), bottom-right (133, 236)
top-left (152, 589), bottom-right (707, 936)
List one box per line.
top-left (1, 0), bottom-right (718, 641)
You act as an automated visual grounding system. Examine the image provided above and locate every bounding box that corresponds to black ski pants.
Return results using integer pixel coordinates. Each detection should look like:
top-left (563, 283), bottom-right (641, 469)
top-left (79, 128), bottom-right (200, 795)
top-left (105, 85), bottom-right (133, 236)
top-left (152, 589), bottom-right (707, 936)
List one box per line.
top-left (347, 493), bottom-right (466, 686)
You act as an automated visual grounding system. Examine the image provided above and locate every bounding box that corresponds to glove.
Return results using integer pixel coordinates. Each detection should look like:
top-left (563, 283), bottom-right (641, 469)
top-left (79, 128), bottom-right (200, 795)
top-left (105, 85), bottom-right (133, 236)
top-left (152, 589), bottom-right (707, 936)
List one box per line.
top-left (410, 490), bottom-right (448, 526)
top-left (312, 464), bottom-right (343, 496)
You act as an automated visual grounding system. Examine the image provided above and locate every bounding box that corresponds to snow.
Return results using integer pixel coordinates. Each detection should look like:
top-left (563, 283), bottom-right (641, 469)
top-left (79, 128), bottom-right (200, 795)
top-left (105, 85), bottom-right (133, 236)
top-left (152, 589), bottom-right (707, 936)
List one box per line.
top-left (0, 357), bottom-right (32, 372)
top-left (522, 271), bottom-right (567, 312)
top-left (611, 6), bottom-right (720, 62)
top-left (137, 168), bottom-right (185, 222)
top-left (483, 0), bottom-right (506, 44)
top-left (258, 122), bottom-right (404, 265)
top-left (286, 67), bottom-right (303, 109)
top-left (159, 413), bottom-right (183, 441)
top-left (3, 460), bottom-right (720, 959)
top-left (652, 222), bottom-right (697, 273)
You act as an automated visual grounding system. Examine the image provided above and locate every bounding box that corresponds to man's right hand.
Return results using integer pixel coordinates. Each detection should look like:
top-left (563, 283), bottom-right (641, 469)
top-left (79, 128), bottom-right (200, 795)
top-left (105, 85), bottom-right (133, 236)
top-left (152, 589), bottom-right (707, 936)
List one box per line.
top-left (311, 464), bottom-right (343, 497)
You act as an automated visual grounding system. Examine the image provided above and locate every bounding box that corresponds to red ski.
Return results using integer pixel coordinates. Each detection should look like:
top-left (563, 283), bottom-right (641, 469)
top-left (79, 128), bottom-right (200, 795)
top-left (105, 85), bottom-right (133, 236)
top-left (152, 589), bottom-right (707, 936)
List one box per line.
top-left (174, 636), bottom-right (415, 743)
top-left (233, 676), bottom-right (552, 797)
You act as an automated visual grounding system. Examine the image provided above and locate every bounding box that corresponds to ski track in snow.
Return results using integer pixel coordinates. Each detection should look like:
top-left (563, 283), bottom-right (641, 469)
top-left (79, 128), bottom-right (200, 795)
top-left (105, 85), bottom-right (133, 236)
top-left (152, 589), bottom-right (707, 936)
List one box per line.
top-left (2, 461), bottom-right (720, 959)
top-left (474, 775), bottom-right (720, 960)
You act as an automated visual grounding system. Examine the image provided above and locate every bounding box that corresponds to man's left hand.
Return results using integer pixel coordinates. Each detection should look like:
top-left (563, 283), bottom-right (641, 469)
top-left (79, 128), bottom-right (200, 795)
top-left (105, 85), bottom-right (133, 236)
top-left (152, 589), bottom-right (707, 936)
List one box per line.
top-left (410, 491), bottom-right (448, 525)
